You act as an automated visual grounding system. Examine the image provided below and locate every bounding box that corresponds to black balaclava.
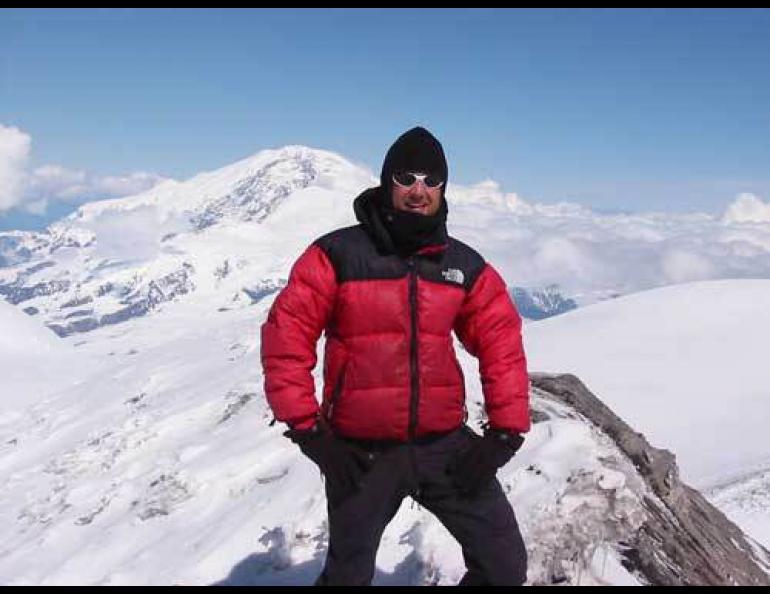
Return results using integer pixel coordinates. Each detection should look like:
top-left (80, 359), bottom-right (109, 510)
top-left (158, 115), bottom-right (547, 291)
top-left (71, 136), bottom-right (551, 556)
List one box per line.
top-left (375, 126), bottom-right (449, 255)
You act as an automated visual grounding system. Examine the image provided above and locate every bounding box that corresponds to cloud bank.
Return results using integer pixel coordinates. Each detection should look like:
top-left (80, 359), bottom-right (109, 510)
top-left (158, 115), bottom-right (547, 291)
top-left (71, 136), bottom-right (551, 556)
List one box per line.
top-left (0, 123), bottom-right (171, 215)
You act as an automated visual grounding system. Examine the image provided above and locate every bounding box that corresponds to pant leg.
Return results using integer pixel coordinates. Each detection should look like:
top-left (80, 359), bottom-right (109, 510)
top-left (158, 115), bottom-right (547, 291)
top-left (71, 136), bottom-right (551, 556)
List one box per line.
top-left (316, 446), bottom-right (412, 586)
top-left (413, 428), bottom-right (528, 586)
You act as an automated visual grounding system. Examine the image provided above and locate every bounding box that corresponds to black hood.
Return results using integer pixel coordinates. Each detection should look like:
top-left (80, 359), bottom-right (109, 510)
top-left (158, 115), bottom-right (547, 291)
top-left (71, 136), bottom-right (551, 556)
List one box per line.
top-left (354, 186), bottom-right (448, 257)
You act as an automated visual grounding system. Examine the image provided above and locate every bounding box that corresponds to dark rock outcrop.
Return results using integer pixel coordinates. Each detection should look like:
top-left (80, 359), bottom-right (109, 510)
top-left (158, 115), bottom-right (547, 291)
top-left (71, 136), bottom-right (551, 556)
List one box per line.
top-left (530, 373), bottom-right (770, 586)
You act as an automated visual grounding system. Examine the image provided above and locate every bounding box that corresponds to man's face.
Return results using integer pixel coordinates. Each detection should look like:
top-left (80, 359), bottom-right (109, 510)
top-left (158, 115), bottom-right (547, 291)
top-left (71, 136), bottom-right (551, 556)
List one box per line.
top-left (390, 171), bottom-right (443, 216)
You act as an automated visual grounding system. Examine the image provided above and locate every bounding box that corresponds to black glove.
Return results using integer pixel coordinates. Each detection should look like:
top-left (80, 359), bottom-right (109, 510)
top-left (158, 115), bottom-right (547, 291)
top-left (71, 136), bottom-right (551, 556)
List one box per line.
top-left (284, 423), bottom-right (374, 496)
top-left (448, 427), bottom-right (524, 498)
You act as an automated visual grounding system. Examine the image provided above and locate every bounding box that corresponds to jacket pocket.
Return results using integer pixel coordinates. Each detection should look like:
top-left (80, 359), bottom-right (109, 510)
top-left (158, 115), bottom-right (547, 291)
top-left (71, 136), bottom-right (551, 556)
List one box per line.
top-left (453, 356), bottom-right (468, 423)
top-left (326, 357), bottom-right (349, 423)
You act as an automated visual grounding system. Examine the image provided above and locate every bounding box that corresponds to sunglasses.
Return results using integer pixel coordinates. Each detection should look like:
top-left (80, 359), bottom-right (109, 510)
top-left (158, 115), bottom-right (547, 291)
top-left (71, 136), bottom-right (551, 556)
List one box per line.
top-left (392, 171), bottom-right (445, 189)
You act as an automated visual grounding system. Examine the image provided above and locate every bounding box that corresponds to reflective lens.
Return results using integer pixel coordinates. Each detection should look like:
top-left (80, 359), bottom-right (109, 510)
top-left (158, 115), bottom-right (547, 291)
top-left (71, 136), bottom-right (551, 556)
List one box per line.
top-left (392, 171), bottom-right (444, 188)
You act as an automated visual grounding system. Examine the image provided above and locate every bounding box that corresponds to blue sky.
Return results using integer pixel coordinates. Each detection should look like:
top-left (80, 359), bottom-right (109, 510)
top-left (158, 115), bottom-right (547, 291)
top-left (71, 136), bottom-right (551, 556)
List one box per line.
top-left (2, 8), bottom-right (769, 230)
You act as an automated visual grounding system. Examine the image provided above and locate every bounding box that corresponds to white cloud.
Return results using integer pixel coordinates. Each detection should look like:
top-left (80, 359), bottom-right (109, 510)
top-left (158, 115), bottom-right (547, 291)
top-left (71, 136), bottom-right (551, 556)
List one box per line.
top-left (0, 125), bottom-right (32, 211)
top-left (450, 180), bottom-right (533, 213)
top-left (448, 189), bottom-right (770, 305)
top-left (23, 199), bottom-right (48, 216)
top-left (722, 193), bottom-right (770, 224)
top-left (0, 123), bottom-right (171, 216)
top-left (91, 172), bottom-right (168, 197)
top-left (28, 165), bottom-right (170, 204)
top-left (530, 236), bottom-right (601, 286)
top-left (29, 165), bottom-right (87, 199)
top-left (661, 249), bottom-right (716, 284)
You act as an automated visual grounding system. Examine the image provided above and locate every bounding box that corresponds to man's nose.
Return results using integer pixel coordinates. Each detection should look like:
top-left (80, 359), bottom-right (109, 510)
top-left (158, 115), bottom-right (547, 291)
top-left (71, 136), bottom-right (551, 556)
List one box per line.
top-left (408, 179), bottom-right (430, 195)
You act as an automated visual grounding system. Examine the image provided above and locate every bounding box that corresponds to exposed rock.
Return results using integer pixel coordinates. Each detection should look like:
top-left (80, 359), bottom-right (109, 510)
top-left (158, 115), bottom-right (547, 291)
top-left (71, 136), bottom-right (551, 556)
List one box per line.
top-left (190, 157), bottom-right (318, 230)
top-left (46, 263), bottom-right (195, 337)
top-left (530, 372), bottom-right (770, 586)
top-left (0, 279), bottom-right (71, 305)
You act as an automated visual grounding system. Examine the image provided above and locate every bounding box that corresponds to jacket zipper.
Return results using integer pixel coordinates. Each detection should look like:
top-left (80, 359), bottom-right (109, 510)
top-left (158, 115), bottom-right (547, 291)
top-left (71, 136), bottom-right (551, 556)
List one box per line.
top-left (407, 256), bottom-right (421, 498)
top-left (407, 257), bottom-right (420, 440)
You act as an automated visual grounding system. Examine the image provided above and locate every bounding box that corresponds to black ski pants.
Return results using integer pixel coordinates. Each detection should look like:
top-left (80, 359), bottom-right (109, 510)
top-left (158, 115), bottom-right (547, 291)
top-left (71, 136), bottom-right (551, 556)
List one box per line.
top-left (315, 425), bottom-right (527, 586)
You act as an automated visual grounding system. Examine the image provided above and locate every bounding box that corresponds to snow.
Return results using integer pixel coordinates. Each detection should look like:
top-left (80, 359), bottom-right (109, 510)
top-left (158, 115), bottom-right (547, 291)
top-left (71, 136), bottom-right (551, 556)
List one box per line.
top-left (2, 144), bottom-right (770, 584)
top-left (525, 280), bottom-right (770, 552)
top-left (707, 470), bottom-right (770, 554)
top-left (5, 146), bottom-right (770, 331)
top-left (0, 301), bottom-right (91, 414)
top-left (0, 293), bottom-right (657, 585)
top-left (588, 545), bottom-right (642, 586)
top-left (526, 279), bottom-right (770, 489)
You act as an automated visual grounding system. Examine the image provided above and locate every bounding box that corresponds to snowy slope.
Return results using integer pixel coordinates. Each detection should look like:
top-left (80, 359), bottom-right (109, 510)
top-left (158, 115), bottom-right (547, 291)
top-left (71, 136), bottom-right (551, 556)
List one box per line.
top-left (707, 469), bottom-right (770, 554)
top-left (0, 301), bottom-right (93, 415)
top-left (525, 279), bottom-right (770, 488)
top-left (1, 276), bottom-right (768, 585)
top-left (525, 280), bottom-right (770, 549)
top-left (0, 297), bottom-right (682, 586)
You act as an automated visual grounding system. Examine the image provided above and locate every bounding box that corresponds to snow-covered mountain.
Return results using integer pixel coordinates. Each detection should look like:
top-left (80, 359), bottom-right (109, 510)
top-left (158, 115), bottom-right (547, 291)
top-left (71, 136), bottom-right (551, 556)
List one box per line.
top-left (1, 286), bottom-right (767, 586)
top-left (2, 146), bottom-right (770, 584)
top-left (4, 145), bottom-right (770, 339)
top-left (0, 146), bottom-right (375, 337)
top-left (0, 146), bottom-right (572, 337)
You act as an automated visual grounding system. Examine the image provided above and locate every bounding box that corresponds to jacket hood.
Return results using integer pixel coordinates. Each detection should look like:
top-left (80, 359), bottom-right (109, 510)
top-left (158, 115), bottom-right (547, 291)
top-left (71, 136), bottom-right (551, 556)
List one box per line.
top-left (353, 186), bottom-right (448, 257)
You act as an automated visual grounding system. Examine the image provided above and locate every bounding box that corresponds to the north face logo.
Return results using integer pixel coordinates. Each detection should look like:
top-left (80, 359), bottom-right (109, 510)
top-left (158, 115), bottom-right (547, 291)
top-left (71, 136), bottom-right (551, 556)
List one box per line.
top-left (441, 268), bottom-right (465, 285)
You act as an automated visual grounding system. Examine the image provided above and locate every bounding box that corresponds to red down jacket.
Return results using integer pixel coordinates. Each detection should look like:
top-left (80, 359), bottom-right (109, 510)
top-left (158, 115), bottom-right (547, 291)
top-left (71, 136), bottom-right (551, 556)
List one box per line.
top-left (261, 188), bottom-right (530, 441)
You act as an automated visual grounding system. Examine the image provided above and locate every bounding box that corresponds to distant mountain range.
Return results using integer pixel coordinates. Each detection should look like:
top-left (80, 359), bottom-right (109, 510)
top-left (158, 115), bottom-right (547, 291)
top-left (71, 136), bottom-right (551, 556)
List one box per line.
top-left (0, 146), bottom-right (583, 336)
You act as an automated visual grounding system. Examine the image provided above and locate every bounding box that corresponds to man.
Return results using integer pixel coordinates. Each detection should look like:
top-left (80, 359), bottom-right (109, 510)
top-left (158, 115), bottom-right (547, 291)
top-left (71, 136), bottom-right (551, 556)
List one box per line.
top-left (261, 127), bottom-right (530, 586)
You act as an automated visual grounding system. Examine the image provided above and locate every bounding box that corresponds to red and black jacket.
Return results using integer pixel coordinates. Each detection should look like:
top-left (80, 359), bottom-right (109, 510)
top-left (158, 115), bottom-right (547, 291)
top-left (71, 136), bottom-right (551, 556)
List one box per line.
top-left (261, 188), bottom-right (530, 441)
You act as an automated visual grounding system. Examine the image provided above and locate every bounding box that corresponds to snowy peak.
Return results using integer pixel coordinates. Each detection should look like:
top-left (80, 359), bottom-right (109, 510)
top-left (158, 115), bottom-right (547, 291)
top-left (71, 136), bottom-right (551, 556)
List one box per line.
top-left (0, 146), bottom-right (375, 337)
top-left (57, 145), bottom-right (372, 230)
top-left (185, 146), bottom-right (372, 230)
top-left (189, 152), bottom-right (319, 230)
